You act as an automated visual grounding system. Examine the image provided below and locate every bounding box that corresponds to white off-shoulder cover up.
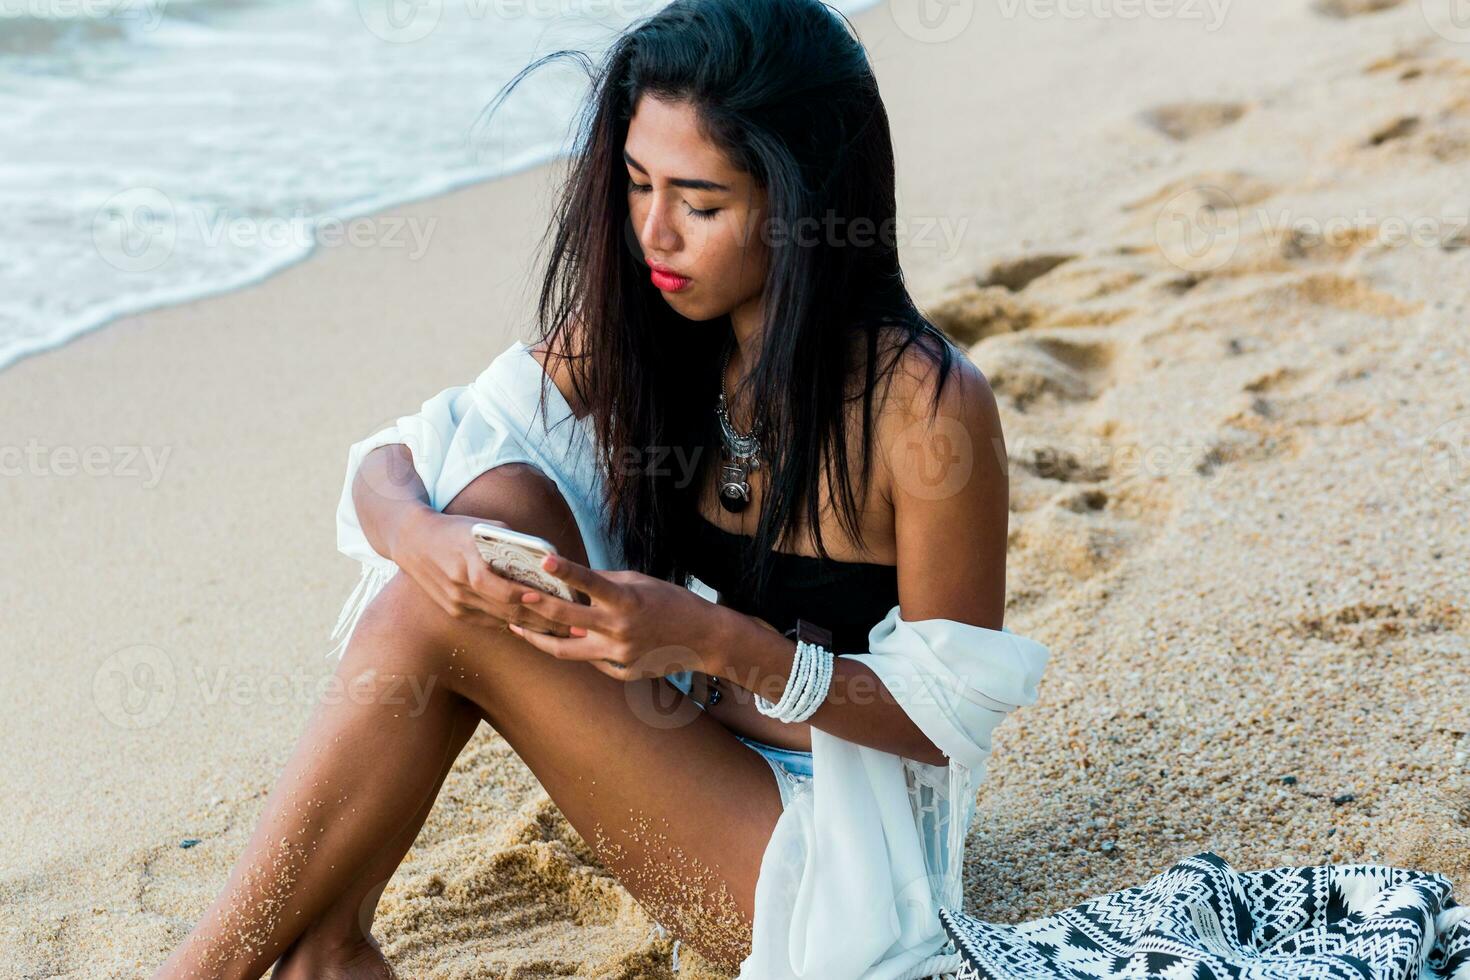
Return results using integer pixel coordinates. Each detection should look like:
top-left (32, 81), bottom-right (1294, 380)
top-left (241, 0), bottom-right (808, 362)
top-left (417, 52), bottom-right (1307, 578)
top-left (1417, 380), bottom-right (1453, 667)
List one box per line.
top-left (326, 339), bottom-right (1052, 980)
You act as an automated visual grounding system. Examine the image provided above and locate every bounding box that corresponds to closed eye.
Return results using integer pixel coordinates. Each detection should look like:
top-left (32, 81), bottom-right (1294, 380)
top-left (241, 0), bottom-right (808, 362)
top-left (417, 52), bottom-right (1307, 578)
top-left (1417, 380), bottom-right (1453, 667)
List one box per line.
top-left (627, 177), bottom-right (721, 221)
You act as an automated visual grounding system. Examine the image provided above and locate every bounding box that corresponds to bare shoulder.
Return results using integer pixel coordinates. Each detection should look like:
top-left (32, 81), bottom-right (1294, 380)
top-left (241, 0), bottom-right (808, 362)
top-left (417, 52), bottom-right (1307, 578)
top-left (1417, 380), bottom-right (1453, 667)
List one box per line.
top-left (866, 328), bottom-right (1004, 493)
top-left (528, 327), bottom-right (590, 421)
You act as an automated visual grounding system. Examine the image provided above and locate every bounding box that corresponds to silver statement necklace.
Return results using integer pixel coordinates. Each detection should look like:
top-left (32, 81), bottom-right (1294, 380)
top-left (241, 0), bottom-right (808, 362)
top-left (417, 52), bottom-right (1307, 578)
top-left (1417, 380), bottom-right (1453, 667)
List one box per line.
top-left (715, 336), bottom-right (763, 514)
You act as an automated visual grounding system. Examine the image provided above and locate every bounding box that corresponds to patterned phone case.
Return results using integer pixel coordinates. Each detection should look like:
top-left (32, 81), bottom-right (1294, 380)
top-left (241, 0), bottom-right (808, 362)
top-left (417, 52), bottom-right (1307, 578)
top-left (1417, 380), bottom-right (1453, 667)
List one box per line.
top-left (472, 534), bottom-right (577, 603)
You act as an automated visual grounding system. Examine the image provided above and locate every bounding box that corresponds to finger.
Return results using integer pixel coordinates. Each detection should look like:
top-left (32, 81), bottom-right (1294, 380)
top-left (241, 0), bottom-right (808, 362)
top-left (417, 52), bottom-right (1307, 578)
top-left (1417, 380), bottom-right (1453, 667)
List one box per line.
top-left (455, 564), bottom-right (569, 634)
top-left (505, 607), bottom-right (572, 636)
top-left (538, 554), bottom-right (623, 605)
top-left (515, 589), bottom-right (606, 634)
top-left (507, 622), bottom-right (613, 661)
top-left (465, 559), bottom-right (529, 606)
top-left (506, 621), bottom-right (574, 656)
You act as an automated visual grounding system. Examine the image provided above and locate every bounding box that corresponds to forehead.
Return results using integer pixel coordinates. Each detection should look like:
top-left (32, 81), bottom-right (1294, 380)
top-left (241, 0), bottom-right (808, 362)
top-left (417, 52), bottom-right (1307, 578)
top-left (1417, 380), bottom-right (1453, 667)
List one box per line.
top-left (624, 94), bottom-right (742, 182)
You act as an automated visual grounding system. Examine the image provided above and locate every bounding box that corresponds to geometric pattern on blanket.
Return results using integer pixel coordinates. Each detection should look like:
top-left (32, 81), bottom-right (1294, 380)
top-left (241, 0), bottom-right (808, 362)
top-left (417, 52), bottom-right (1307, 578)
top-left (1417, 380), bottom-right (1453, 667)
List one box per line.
top-left (939, 850), bottom-right (1470, 979)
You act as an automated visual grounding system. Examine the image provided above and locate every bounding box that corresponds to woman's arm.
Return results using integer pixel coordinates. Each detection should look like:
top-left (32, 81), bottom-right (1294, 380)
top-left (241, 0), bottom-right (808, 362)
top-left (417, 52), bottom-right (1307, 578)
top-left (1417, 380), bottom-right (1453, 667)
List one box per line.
top-left (351, 443), bottom-right (436, 562)
top-left (702, 349), bottom-right (1008, 766)
top-left (348, 442), bottom-right (569, 633)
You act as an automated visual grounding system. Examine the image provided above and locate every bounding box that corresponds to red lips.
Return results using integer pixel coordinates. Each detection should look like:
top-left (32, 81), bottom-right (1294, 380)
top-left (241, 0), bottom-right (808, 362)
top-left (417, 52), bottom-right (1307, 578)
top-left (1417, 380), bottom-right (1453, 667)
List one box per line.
top-left (648, 260), bottom-right (691, 292)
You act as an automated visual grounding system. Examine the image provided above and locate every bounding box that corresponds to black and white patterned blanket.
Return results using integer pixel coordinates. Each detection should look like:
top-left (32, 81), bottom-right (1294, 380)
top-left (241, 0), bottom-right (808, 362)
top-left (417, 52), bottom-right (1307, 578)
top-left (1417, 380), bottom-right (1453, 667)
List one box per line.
top-left (939, 851), bottom-right (1470, 979)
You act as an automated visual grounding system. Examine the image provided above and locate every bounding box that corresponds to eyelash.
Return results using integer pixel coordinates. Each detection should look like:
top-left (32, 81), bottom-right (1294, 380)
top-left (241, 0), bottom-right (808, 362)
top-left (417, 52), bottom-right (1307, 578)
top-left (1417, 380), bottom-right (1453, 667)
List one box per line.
top-left (627, 178), bottom-right (721, 220)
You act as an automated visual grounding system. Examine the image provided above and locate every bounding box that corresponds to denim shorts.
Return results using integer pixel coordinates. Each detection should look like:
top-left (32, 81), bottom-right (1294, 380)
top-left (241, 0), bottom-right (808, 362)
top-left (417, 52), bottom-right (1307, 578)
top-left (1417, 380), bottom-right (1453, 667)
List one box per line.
top-left (664, 671), bottom-right (815, 808)
top-left (733, 733), bottom-right (814, 808)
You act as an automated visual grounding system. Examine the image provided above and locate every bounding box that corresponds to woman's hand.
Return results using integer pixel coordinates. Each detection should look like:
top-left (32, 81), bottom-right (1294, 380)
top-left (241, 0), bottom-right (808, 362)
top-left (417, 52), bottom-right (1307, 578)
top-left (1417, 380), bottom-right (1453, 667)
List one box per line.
top-left (388, 511), bottom-right (570, 635)
top-left (505, 553), bottom-right (721, 681)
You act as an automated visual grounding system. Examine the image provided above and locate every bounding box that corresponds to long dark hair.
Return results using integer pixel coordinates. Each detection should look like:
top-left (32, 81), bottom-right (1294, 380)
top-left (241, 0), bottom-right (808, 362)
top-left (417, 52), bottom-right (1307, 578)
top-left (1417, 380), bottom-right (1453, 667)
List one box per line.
top-left (481, 0), bottom-right (957, 603)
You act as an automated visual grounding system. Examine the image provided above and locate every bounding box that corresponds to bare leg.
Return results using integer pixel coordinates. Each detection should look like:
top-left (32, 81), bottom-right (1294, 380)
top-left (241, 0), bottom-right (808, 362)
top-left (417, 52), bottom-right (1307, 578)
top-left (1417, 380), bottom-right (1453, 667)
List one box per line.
top-left (154, 464), bottom-right (786, 977)
top-left (267, 699), bottom-right (481, 979)
top-left (150, 589), bottom-right (489, 980)
top-left (269, 463), bottom-right (586, 976)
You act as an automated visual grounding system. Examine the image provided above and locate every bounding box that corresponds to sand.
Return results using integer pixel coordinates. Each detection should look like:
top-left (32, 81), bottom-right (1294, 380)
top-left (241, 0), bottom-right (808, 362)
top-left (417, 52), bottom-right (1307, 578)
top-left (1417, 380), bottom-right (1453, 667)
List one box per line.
top-left (2, 2), bottom-right (1466, 977)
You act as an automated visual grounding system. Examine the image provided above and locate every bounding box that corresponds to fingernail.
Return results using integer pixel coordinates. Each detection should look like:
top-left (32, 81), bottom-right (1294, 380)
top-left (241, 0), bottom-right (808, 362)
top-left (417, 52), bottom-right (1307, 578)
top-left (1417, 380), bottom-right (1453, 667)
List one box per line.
top-left (543, 555), bottom-right (557, 571)
top-left (508, 623), bottom-right (522, 633)
top-left (570, 626), bottom-right (587, 637)
top-left (521, 592), bottom-right (538, 603)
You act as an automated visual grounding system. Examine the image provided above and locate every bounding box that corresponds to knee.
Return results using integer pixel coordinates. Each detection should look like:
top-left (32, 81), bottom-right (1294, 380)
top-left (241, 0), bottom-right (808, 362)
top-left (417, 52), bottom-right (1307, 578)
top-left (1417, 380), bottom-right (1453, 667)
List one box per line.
top-left (442, 462), bottom-right (589, 564)
top-left (349, 571), bottom-right (464, 675)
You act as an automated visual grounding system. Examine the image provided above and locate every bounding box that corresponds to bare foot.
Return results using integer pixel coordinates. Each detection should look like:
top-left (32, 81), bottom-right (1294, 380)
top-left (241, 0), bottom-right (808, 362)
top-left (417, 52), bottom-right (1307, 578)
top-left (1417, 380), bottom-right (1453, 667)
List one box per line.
top-left (270, 934), bottom-right (397, 980)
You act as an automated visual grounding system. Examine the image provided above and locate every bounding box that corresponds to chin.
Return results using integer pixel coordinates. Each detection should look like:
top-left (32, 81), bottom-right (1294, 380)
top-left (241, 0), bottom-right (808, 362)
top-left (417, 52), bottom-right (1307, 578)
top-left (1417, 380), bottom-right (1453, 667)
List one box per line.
top-left (662, 296), bottom-right (722, 322)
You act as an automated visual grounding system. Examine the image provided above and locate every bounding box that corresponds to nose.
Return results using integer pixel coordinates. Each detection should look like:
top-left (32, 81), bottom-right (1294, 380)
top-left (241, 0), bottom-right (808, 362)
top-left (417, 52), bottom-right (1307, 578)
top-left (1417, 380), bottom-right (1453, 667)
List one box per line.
top-left (633, 190), bottom-right (680, 259)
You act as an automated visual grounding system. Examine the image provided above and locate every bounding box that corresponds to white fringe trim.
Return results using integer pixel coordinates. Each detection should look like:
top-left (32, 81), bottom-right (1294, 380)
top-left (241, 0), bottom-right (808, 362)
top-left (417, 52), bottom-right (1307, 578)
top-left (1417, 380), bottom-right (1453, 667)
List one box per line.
top-left (892, 949), bottom-right (962, 980)
top-left (646, 918), bottom-right (958, 978)
top-left (648, 921), bottom-right (682, 973)
top-left (324, 562), bottom-right (397, 661)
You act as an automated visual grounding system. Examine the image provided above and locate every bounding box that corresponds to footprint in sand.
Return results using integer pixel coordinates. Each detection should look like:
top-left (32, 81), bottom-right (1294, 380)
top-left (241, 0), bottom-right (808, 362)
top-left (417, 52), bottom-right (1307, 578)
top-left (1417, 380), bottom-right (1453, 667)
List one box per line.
top-left (974, 333), bottom-right (1117, 413)
top-left (979, 253), bottom-right (1076, 291)
top-left (1358, 100), bottom-right (1470, 162)
top-left (1140, 102), bottom-right (1249, 142)
top-left (1291, 598), bottom-right (1463, 646)
top-left (927, 253), bottom-right (1161, 343)
top-left (1312, 0), bottom-right (1406, 17)
top-left (923, 253), bottom-right (1076, 344)
top-left (925, 282), bottom-right (1042, 344)
top-left (1365, 115), bottom-right (1420, 147)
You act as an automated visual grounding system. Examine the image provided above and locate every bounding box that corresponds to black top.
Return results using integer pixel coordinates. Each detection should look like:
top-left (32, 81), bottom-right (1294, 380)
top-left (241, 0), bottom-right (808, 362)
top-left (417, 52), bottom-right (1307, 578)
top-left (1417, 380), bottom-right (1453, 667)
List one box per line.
top-left (681, 513), bottom-right (899, 655)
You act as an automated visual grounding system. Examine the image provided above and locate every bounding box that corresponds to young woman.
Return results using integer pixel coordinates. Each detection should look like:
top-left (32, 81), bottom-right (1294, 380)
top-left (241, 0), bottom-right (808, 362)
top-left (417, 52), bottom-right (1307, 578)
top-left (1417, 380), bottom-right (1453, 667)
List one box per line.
top-left (153, 1), bottom-right (1037, 977)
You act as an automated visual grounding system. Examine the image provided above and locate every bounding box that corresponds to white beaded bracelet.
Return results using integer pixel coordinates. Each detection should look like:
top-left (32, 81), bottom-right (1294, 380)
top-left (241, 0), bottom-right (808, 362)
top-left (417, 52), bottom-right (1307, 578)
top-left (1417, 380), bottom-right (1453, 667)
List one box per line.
top-left (755, 638), bottom-right (834, 724)
top-left (791, 644), bottom-right (833, 720)
top-left (756, 639), bottom-right (809, 718)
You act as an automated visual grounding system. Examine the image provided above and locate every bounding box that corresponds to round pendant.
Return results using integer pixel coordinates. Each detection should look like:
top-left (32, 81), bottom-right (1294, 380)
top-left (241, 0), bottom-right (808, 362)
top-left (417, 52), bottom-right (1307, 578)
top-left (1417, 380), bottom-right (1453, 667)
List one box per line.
top-left (719, 484), bottom-right (750, 513)
top-left (718, 459), bottom-right (752, 513)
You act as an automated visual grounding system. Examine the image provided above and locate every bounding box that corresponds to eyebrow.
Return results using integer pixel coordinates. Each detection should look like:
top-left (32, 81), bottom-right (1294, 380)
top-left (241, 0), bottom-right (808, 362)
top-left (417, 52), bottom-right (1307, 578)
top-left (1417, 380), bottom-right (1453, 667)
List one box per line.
top-left (623, 150), bottom-right (731, 192)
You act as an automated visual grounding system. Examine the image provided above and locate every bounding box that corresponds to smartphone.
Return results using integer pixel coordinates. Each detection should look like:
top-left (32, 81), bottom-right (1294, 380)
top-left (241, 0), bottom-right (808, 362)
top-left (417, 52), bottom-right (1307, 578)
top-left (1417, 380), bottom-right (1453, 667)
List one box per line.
top-left (471, 523), bottom-right (589, 633)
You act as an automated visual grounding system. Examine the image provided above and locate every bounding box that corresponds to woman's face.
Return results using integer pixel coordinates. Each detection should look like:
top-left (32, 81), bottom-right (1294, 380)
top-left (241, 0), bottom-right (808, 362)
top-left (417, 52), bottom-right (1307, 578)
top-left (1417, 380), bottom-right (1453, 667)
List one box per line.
top-left (623, 94), bottom-right (769, 323)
